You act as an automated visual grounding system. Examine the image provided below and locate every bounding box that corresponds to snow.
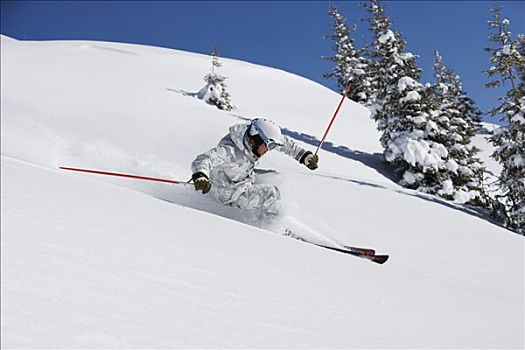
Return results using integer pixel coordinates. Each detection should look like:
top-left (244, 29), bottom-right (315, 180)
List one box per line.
top-left (446, 159), bottom-right (459, 173)
top-left (512, 114), bottom-right (525, 123)
top-left (402, 170), bottom-right (418, 185)
top-left (1, 35), bottom-right (524, 348)
top-left (438, 179), bottom-right (454, 196)
top-left (399, 90), bottom-right (421, 104)
top-left (438, 115), bottom-right (450, 124)
top-left (397, 76), bottom-right (419, 93)
top-left (512, 154), bottom-right (524, 167)
top-left (454, 189), bottom-right (480, 205)
top-left (386, 130), bottom-right (448, 171)
top-left (399, 52), bottom-right (415, 60)
top-left (479, 121), bottom-right (501, 134)
top-left (197, 81), bottom-right (222, 102)
top-left (501, 44), bottom-right (513, 55)
top-left (378, 29), bottom-right (395, 44)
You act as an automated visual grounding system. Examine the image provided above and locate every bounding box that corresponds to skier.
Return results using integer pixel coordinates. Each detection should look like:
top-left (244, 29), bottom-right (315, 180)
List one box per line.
top-left (191, 118), bottom-right (319, 217)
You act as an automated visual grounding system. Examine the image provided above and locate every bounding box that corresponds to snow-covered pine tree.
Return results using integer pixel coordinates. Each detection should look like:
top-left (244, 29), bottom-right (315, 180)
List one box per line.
top-left (210, 45), bottom-right (222, 74)
top-left (363, 0), bottom-right (450, 195)
top-left (360, 0), bottom-right (394, 107)
top-left (361, 0), bottom-right (420, 124)
top-left (382, 75), bottom-right (451, 193)
top-left (432, 51), bottom-right (486, 206)
top-left (323, 5), bottom-right (373, 104)
top-left (485, 4), bottom-right (519, 92)
top-left (198, 46), bottom-right (235, 111)
top-left (485, 4), bottom-right (525, 234)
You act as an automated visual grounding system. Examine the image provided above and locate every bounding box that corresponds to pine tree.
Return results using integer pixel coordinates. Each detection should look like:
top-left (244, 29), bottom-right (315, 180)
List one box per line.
top-left (363, 0), bottom-right (450, 195)
top-left (432, 51), bottom-right (486, 205)
top-left (485, 3), bottom-right (525, 233)
top-left (485, 4), bottom-right (519, 93)
top-left (323, 5), bottom-right (373, 104)
top-left (382, 75), bottom-right (451, 193)
top-left (199, 46), bottom-right (235, 111)
top-left (485, 4), bottom-right (525, 233)
top-left (362, 0), bottom-right (421, 126)
top-left (210, 45), bottom-right (222, 75)
top-left (360, 0), bottom-right (395, 106)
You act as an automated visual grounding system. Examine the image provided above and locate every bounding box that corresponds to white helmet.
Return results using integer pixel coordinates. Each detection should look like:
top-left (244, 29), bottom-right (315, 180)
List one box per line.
top-left (249, 118), bottom-right (284, 150)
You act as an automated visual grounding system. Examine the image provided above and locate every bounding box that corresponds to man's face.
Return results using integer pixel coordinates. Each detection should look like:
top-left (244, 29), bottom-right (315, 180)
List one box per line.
top-left (257, 143), bottom-right (269, 156)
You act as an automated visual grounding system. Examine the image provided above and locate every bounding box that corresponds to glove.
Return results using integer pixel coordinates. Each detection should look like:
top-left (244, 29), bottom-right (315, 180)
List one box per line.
top-left (300, 151), bottom-right (319, 170)
top-left (192, 172), bottom-right (211, 194)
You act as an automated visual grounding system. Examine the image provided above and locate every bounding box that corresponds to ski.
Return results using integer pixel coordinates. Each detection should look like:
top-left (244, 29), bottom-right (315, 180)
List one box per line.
top-left (344, 246), bottom-right (388, 264)
top-left (371, 254), bottom-right (389, 264)
top-left (283, 229), bottom-right (389, 264)
top-left (345, 246), bottom-right (375, 256)
top-left (316, 244), bottom-right (389, 264)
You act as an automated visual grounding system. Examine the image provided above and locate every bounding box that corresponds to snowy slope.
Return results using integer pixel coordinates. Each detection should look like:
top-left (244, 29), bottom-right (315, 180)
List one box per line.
top-left (476, 123), bottom-right (503, 180)
top-left (1, 36), bottom-right (524, 348)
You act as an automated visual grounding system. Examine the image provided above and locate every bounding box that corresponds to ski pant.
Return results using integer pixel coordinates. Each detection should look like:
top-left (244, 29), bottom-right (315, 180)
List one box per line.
top-left (212, 183), bottom-right (282, 216)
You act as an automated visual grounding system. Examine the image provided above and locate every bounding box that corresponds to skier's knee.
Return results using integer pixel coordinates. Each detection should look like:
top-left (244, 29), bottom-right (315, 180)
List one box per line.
top-left (262, 185), bottom-right (282, 216)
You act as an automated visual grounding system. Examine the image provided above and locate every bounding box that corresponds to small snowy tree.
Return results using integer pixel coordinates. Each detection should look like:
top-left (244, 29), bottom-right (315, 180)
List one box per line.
top-left (432, 51), bottom-right (486, 206)
top-left (323, 5), bottom-right (374, 104)
top-left (485, 3), bottom-right (525, 234)
top-left (198, 46), bottom-right (234, 111)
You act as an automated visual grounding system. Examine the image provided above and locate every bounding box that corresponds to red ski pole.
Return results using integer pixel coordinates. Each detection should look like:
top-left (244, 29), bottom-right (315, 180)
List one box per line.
top-left (59, 166), bottom-right (190, 184)
top-left (315, 82), bottom-right (352, 155)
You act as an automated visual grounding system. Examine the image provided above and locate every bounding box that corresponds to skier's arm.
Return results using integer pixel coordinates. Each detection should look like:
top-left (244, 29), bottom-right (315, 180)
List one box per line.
top-left (191, 141), bottom-right (232, 194)
top-left (278, 135), bottom-right (308, 162)
top-left (277, 136), bottom-right (318, 170)
top-left (191, 137), bottom-right (232, 178)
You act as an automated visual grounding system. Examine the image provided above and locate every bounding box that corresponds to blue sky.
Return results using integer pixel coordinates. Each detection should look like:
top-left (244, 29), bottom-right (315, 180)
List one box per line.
top-left (2, 1), bottom-right (524, 124)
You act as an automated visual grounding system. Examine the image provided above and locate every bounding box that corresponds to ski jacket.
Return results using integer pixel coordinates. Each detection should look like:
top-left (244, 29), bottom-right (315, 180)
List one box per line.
top-left (191, 123), bottom-right (307, 205)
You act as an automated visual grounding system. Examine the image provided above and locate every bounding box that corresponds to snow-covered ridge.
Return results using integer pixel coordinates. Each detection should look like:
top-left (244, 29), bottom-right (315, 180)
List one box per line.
top-left (479, 121), bottom-right (501, 134)
top-left (1, 36), bottom-right (523, 348)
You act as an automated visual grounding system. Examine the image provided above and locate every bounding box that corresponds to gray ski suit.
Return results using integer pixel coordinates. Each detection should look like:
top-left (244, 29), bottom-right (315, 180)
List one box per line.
top-left (191, 123), bottom-right (308, 216)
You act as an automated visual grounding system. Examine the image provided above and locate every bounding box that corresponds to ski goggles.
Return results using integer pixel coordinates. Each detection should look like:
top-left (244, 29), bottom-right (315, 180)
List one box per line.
top-left (251, 125), bottom-right (283, 151)
top-left (263, 137), bottom-right (283, 151)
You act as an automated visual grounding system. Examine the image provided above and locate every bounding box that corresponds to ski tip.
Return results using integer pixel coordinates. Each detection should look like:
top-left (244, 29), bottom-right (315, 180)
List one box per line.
top-left (344, 246), bottom-right (376, 255)
top-left (372, 255), bottom-right (389, 264)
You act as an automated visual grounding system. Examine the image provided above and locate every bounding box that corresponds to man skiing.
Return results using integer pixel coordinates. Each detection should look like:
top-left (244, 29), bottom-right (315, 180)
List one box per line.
top-left (191, 118), bottom-right (319, 217)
